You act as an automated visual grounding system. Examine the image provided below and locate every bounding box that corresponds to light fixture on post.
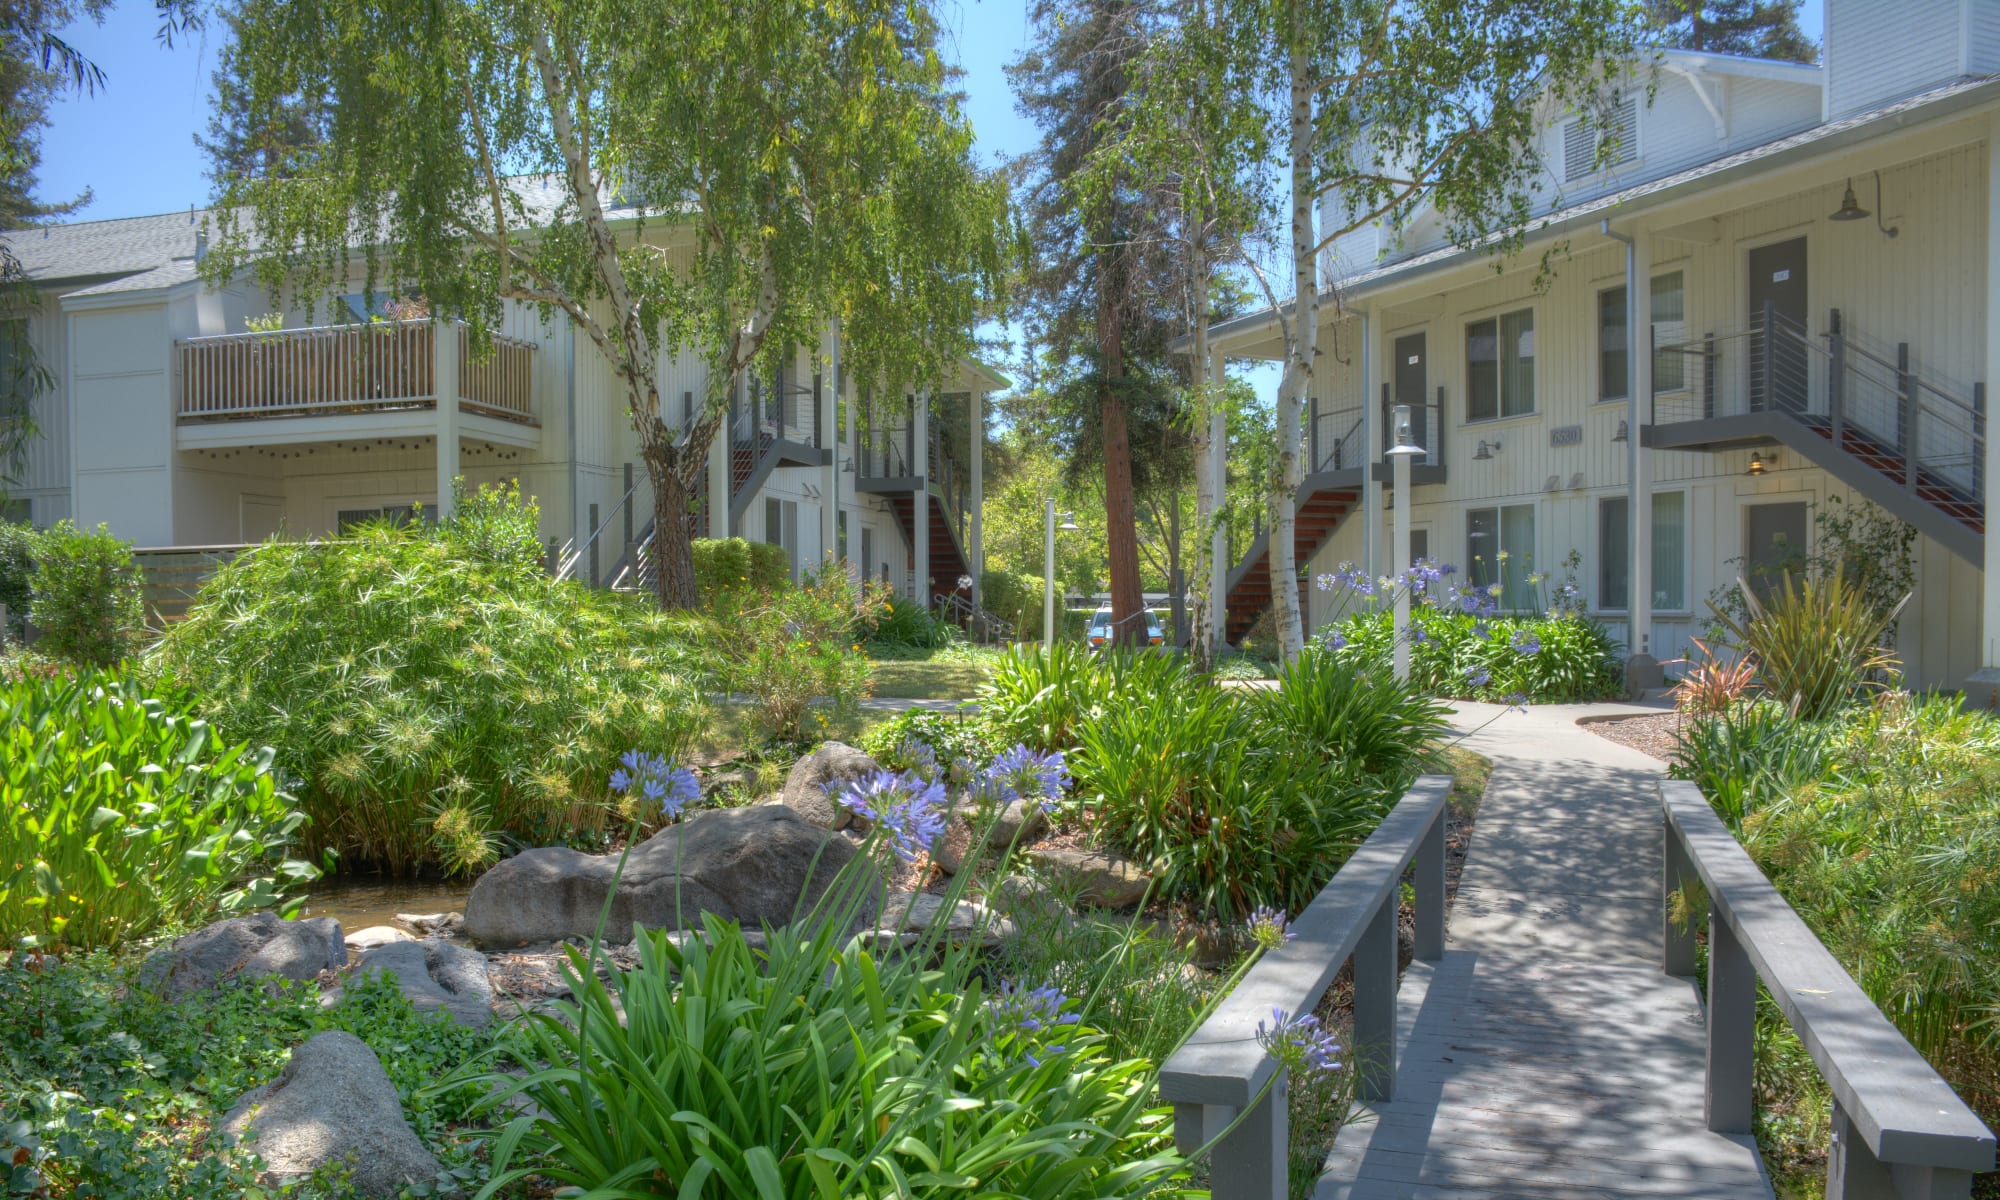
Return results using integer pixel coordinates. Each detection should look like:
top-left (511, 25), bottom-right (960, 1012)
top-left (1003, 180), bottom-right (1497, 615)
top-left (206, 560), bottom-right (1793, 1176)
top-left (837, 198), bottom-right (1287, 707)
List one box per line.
top-left (1472, 438), bottom-right (1502, 461)
top-left (1043, 499), bottom-right (1079, 645)
top-left (1384, 404), bottom-right (1426, 684)
top-left (1613, 419), bottom-right (1629, 443)
top-left (1746, 451), bottom-right (1773, 476)
top-left (1830, 171), bottom-right (1899, 238)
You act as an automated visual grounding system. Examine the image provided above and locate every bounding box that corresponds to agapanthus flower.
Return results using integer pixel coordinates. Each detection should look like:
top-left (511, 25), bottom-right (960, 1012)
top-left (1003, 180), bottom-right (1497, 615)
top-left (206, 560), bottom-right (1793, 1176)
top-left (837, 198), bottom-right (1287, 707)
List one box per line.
top-left (1472, 620), bottom-right (1491, 641)
top-left (1510, 630), bottom-right (1542, 656)
top-left (610, 749), bottom-right (700, 820)
top-left (1505, 692), bottom-right (1530, 714)
top-left (987, 981), bottom-right (1080, 1066)
top-left (1320, 630), bottom-right (1349, 652)
top-left (1244, 906), bottom-right (1295, 951)
top-left (1487, 583), bottom-right (1504, 598)
top-left (979, 744), bottom-right (1071, 811)
top-left (1464, 665), bottom-right (1492, 688)
top-left (1408, 625), bottom-right (1429, 645)
top-left (832, 769), bottom-right (947, 861)
top-left (898, 738), bottom-right (941, 779)
top-left (1256, 1008), bottom-right (1342, 1076)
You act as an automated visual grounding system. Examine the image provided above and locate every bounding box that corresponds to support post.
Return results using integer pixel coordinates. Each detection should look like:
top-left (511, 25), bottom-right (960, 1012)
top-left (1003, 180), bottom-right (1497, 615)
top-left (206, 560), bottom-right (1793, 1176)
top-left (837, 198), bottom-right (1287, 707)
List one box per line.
top-left (433, 322), bottom-right (461, 521)
top-left (1663, 816), bottom-right (1699, 976)
top-left (1359, 310), bottom-right (1379, 581)
top-left (1205, 1075), bottom-right (1287, 1200)
top-left (1354, 896), bottom-right (1400, 1102)
top-left (1898, 342), bottom-right (1917, 490)
top-left (820, 323), bottom-right (839, 573)
top-left (1627, 229), bottom-right (1661, 691)
top-left (1705, 905), bottom-right (1756, 1135)
top-left (1043, 498), bottom-right (1057, 646)
top-left (587, 502), bottom-right (600, 588)
top-left (1209, 350), bottom-right (1229, 651)
top-left (1968, 124), bottom-right (2000, 704)
top-left (970, 387), bottom-right (984, 609)
top-left (1415, 807), bottom-right (1445, 961)
top-left (1829, 309), bottom-right (1846, 445)
top-left (622, 462), bottom-right (634, 551)
top-left (707, 376), bottom-right (731, 539)
top-left (912, 390), bottom-right (929, 604)
top-left (1391, 440), bottom-right (1413, 683)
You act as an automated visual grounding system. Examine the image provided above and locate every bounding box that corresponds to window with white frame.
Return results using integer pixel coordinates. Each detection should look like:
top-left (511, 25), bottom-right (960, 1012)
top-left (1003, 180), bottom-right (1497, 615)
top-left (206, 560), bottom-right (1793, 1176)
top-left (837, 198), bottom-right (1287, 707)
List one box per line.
top-left (1598, 491), bottom-right (1687, 611)
top-left (1562, 96), bottom-right (1639, 183)
top-left (1468, 504), bottom-right (1535, 609)
top-left (1466, 309), bottom-right (1535, 421)
top-left (1597, 271), bottom-right (1687, 401)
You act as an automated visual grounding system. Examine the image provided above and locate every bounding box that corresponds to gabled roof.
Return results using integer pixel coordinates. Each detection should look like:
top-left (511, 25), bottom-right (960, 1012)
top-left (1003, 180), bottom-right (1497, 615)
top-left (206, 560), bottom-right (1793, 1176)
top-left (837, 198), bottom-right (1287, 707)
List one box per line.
top-left (1208, 73), bottom-right (2000, 350)
top-left (2, 208), bottom-right (212, 287)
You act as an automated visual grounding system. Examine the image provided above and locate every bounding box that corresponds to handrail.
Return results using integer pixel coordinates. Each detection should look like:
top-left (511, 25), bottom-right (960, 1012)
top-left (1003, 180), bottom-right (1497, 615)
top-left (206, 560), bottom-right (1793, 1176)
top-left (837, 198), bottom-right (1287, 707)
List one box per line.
top-left (1661, 781), bottom-right (1995, 1197)
top-left (559, 481), bottom-right (639, 583)
top-left (1160, 775), bottom-right (1451, 1199)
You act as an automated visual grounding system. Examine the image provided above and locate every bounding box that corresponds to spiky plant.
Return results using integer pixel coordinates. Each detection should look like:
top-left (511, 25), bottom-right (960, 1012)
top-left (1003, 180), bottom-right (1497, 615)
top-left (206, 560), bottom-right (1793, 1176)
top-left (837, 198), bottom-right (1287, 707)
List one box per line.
top-left (1710, 563), bottom-right (1909, 722)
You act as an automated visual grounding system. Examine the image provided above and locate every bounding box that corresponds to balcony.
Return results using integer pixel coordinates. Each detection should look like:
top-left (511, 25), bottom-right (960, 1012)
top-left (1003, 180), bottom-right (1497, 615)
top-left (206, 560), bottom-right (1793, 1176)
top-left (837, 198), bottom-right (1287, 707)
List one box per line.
top-left (174, 321), bottom-right (538, 449)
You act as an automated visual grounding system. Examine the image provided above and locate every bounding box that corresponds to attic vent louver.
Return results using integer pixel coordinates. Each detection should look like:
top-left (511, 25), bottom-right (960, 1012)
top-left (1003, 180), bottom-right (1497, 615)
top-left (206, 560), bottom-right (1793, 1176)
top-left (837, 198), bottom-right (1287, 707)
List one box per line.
top-left (1563, 97), bottom-right (1638, 183)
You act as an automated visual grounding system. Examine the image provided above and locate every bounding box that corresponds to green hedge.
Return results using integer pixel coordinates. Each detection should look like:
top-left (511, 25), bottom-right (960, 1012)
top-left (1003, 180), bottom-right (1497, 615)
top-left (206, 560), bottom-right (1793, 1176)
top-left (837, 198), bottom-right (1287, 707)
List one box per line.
top-left (979, 569), bottom-right (1043, 635)
top-left (1323, 608), bottom-right (1624, 702)
top-left (26, 521), bottom-right (144, 666)
top-left (0, 519), bottom-right (30, 640)
top-left (692, 537), bottom-right (789, 600)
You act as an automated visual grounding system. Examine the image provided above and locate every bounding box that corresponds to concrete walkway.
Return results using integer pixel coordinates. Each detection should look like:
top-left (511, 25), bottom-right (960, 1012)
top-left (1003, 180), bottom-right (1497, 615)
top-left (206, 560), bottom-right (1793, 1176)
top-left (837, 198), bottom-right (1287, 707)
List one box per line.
top-left (1317, 701), bottom-right (1774, 1200)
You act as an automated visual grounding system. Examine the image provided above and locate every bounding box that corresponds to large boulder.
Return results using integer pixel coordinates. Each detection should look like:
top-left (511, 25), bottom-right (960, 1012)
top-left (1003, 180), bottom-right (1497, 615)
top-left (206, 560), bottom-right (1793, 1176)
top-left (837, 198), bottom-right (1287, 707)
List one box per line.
top-left (777, 742), bottom-right (880, 831)
top-left (140, 913), bottom-right (346, 998)
top-left (349, 940), bottom-right (493, 1029)
top-left (222, 1031), bottom-right (440, 1196)
top-left (462, 805), bottom-right (878, 948)
top-left (1023, 848), bottom-right (1152, 909)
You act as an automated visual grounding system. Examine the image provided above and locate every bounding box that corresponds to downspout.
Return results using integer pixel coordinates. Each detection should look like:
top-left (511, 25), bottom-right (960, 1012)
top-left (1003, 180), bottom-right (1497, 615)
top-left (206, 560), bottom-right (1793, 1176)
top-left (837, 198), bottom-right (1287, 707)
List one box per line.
top-left (566, 321), bottom-right (580, 563)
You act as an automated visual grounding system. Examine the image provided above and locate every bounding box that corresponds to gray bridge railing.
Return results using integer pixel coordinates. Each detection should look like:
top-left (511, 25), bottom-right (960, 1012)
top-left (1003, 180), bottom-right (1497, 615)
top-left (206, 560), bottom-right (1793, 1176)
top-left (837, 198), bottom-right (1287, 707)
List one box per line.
top-left (1159, 775), bottom-right (1452, 1199)
top-left (1661, 780), bottom-right (1996, 1200)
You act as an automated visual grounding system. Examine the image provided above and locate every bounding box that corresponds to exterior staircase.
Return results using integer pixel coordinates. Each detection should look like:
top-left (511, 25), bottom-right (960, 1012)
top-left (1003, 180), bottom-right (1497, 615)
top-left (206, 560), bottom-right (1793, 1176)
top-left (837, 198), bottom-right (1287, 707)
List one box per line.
top-left (885, 489), bottom-right (972, 606)
top-left (1222, 482), bottom-right (1361, 644)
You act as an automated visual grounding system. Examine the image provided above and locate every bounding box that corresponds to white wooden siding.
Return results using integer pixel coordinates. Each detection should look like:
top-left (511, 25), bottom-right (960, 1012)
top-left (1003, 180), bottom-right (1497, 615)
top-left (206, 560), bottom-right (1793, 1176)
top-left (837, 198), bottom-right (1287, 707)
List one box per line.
top-left (1826, 0), bottom-right (1965, 120)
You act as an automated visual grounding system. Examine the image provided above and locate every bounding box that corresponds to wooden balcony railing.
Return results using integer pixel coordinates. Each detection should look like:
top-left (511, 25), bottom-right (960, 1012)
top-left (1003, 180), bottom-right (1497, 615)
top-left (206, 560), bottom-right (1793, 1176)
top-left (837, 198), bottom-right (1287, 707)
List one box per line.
top-left (176, 320), bottom-right (536, 424)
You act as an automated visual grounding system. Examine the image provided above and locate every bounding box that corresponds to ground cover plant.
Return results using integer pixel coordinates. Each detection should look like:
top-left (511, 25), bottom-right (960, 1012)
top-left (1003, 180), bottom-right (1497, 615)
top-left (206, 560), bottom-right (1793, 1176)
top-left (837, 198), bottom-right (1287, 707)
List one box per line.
top-left (0, 667), bottom-right (315, 950)
top-left (154, 483), bottom-right (705, 877)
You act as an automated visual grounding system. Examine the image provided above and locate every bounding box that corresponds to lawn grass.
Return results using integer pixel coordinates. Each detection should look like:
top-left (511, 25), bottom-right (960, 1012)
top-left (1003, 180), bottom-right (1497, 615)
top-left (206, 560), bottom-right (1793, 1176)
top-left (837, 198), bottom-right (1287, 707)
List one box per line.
top-left (868, 657), bottom-right (990, 701)
top-left (1438, 744), bottom-right (1492, 812)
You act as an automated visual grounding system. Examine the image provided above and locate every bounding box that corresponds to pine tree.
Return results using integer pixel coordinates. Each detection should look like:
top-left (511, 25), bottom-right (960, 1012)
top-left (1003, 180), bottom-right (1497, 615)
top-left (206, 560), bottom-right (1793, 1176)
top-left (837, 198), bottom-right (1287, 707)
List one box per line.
top-left (198, 8), bottom-right (330, 184)
top-left (1649, 1), bottom-right (1818, 63)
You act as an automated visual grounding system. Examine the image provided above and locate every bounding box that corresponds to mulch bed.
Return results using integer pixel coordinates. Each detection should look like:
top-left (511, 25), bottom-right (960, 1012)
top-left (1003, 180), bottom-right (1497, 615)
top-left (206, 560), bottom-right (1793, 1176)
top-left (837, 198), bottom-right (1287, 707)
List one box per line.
top-left (1584, 710), bottom-right (1689, 764)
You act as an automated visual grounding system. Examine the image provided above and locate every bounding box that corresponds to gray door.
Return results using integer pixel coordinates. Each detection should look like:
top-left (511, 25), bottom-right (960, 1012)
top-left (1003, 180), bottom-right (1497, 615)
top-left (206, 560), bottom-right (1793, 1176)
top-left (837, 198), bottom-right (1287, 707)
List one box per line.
top-left (1394, 332), bottom-right (1429, 460)
top-left (1748, 238), bottom-right (1807, 414)
top-left (1744, 501), bottom-right (1808, 600)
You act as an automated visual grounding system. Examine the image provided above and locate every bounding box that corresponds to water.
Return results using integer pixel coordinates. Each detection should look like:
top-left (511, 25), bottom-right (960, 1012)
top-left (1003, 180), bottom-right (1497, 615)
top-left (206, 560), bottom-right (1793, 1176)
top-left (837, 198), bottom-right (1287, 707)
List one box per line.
top-left (299, 877), bottom-right (474, 934)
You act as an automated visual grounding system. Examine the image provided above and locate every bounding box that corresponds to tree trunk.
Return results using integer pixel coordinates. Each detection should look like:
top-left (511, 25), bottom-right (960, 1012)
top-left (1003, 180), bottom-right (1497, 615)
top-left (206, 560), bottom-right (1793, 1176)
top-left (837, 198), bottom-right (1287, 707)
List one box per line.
top-left (644, 436), bottom-right (701, 610)
top-left (1168, 488), bottom-right (1185, 647)
top-left (1100, 279), bottom-right (1147, 651)
top-left (1190, 240), bottom-right (1216, 673)
top-left (1272, 16), bottom-right (1313, 663)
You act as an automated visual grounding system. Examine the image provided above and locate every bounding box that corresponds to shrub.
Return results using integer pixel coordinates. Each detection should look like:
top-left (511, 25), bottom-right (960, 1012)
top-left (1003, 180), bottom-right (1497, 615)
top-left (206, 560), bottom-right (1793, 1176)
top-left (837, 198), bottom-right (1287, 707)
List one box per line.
top-left (0, 668), bottom-right (315, 950)
top-left (1254, 650), bottom-right (1449, 783)
top-left (865, 594), bottom-right (959, 650)
top-left (980, 568), bottom-right (1044, 636)
top-left (1324, 608), bottom-right (1623, 703)
top-left (0, 518), bottom-right (30, 640)
top-left (471, 914), bottom-right (1184, 1198)
top-left (1671, 638), bottom-right (1755, 715)
top-left (861, 707), bottom-right (998, 778)
top-left (976, 640), bottom-right (1111, 753)
top-left (703, 565), bottom-right (881, 744)
top-left (154, 483), bottom-right (705, 876)
top-left (1709, 563), bottom-right (1906, 722)
top-left (1671, 698), bottom-right (1835, 829)
top-left (27, 520), bottom-right (144, 666)
top-left (691, 536), bottom-right (789, 600)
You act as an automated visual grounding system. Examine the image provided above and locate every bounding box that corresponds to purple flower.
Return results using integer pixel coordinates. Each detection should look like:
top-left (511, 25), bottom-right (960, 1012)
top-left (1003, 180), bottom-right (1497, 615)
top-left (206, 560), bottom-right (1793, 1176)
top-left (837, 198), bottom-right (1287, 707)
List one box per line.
top-left (1510, 629), bottom-right (1542, 656)
top-left (1245, 906), bottom-right (1295, 950)
top-left (988, 981), bottom-right (1081, 1066)
top-left (610, 749), bottom-right (700, 820)
top-left (979, 744), bottom-right (1071, 811)
top-left (1256, 1008), bottom-right (1342, 1076)
top-left (1320, 630), bottom-right (1349, 652)
top-left (1505, 692), bottom-right (1530, 714)
top-left (1464, 665), bottom-right (1491, 688)
top-left (832, 769), bottom-right (947, 861)
top-left (1472, 621), bottom-right (1491, 641)
top-left (1408, 625), bottom-right (1429, 645)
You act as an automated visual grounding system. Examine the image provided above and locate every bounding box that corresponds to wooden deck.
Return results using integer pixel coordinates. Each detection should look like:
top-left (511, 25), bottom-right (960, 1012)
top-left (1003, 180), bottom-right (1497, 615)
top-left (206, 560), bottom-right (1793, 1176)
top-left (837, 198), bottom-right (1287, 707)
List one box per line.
top-left (1318, 706), bottom-right (1773, 1199)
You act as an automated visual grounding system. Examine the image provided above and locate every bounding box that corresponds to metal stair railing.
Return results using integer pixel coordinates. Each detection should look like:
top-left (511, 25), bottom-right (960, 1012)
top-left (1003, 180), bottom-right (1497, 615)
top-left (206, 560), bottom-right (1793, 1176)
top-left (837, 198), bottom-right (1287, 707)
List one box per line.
top-left (931, 590), bottom-right (1014, 644)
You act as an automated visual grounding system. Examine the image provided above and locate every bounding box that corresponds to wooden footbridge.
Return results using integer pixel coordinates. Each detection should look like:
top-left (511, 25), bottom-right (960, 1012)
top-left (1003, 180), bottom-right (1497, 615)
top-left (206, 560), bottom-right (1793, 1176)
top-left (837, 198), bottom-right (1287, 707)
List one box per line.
top-left (1161, 707), bottom-right (1995, 1200)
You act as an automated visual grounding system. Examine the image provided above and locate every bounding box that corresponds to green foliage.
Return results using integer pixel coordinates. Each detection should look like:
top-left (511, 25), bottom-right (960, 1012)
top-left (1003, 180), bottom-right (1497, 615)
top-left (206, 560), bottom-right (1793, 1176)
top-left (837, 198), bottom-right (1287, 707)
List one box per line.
top-left (861, 708), bottom-right (997, 778)
top-left (979, 568), bottom-right (1044, 637)
top-left (1670, 698), bottom-right (1834, 830)
top-left (26, 520), bottom-right (143, 667)
top-left (0, 952), bottom-right (503, 1199)
top-left (702, 566), bottom-right (881, 745)
top-left (0, 520), bottom-right (30, 639)
top-left (154, 483), bottom-right (705, 877)
top-left (692, 537), bottom-right (789, 600)
top-left (1705, 495), bottom-right (1916, 644)
top-left (1324, 609), bottom-right (1624, 703)
top-left (976, 641), bottom-right (1111, 753)
top-left (1709, 563), bottom-right (1906, 723)
top-left (469, 915), bottom-right (1185, 1199)
top-left (864, 595), bottom-right (960, 651)
top-left (1254, 651), bottom-right (1450, 782)
top-left (1678, 694), bottom-right (2000, 1140)
top-left (0, 668), bottom-right (315, 950)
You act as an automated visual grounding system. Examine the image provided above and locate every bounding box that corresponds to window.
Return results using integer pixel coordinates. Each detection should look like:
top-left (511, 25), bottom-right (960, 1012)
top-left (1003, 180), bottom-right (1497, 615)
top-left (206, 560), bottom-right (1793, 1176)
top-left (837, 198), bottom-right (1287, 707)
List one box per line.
top-left (861, 526), bottom-right (874, 581)
top-left (0, 496), bottom-right (26, 525)
top-left (1598, 491), bottom-right (1688, 611)
top-left (764, 497), bottom-right (800, 580)
top-left (336, 505), bottom-right (421, 534)
top-left (1468, 504), bottom-right (1534, 608)
top-left (1597, 272), bottom-right (1686, 401)
top-left (1562, 96), bottom-right (1639, 182)
top-left (1466, 309), bottom-right (1535, 421)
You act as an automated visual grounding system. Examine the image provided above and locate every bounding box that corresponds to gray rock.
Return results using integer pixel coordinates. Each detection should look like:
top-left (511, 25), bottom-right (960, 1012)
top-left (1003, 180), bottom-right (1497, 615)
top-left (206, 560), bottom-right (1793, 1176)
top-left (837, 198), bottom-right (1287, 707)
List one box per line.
top-left (1023, 848), bottom-right (1153, 909)
top-left (351, 940), bottom-right (493, 1029)
top-left (140, 913), bottom-right (346, 998)
top-left (986, 799), bottom-right (1051, 850)
top-left (393, 912), bottom-right (462, 937)
top-left (866, 892), bottom-right (1015, 951)
top-left (987, 874), bottom-right (1063, 921)
top-left (462, 805), bottom-right (879, 948)
top-left (777, 742), bottom-right (880, 831)
top-left (933, 798), bottom-right (1051, 873)
top-left (221, 1031), bottom-right (440, 1196)
top-left (344, 926), bottom-right (412, 952)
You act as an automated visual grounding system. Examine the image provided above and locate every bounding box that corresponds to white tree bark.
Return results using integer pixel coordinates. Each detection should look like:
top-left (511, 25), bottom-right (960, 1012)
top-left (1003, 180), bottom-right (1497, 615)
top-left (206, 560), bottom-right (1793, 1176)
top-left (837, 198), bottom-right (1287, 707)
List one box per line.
top-left (1272, 18), bottom-right (1314, 662)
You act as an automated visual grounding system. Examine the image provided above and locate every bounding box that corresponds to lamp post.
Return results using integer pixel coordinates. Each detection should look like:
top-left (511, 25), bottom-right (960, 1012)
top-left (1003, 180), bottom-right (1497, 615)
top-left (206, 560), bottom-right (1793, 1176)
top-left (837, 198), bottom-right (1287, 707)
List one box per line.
top-left (1043, 499), bottom-right (1079, 645)
top-left (1385, 404), bottom-right (1426, 684)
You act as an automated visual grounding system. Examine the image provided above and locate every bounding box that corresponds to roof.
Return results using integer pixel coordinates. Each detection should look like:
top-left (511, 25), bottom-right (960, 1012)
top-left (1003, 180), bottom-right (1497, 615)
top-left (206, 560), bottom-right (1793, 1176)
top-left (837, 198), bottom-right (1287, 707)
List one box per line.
top-left (1206, 73), bottom-right (2000, 350)
top-left (2, 208), bottom-right (213, 287)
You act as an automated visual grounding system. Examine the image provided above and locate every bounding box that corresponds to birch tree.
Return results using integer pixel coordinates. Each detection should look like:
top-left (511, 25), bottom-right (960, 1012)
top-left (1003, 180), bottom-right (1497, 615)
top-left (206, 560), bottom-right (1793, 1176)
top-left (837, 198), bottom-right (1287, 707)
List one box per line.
top-left (1219, 0), bottom-right (1643, 660)
top-left (205, 0), bottom-right (1006, 607)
